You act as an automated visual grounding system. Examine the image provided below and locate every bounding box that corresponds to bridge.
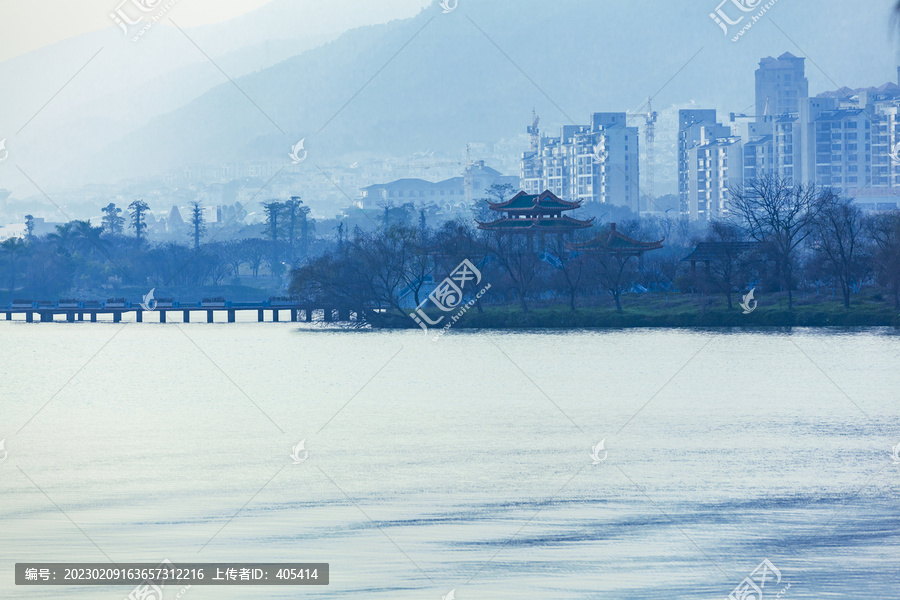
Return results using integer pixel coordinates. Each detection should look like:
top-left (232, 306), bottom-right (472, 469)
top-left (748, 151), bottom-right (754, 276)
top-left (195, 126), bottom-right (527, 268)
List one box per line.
top-left (2, 300), bottom-right (358, 324)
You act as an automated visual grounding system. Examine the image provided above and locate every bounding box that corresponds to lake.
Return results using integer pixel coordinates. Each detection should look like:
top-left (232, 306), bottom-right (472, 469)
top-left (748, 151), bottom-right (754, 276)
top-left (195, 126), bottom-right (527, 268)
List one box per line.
top-left (1, 323), bottom-right (898, 599)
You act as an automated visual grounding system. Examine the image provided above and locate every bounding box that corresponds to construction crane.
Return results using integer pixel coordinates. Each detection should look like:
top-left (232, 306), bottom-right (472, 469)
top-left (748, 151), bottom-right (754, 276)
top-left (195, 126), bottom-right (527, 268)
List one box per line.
top-left (627, 97), bottom-right (658, 205)
top-left (528, 109), bottom-right (541, 151)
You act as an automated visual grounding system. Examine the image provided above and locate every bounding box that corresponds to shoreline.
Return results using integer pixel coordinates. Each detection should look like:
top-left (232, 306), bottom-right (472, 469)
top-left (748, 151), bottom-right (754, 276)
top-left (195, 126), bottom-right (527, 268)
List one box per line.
top-left (373, 301), bottom-right (900, 330)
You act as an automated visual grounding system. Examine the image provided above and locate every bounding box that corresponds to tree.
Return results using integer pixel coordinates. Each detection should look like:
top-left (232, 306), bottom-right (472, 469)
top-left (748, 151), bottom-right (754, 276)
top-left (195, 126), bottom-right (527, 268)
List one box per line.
top-left (697, 221), bottom-right (756, 309)
top-left (262, 201), bottom-right (283, 243)
top-left (223, 240), bottom-right (245, 277)
top-left (810, 194), bottom-right (868, 309)
top-left (101, 203), bottom-right (125, 235)
top-left (866, 212), bottom-right (900, 310)
top-left (592, 251), bottom-right (639, 312)
top-left (189, 201), bottom-right (206, 250)
top-left (129, 200), bottom-right (150, 244)
top-left (474, 183), bottom-right (517, 222)
top-left (241, 238), bottom-right (268, 278)
top-left (24, 214), bottom-right (35, 239)
top-left (483, 231), bottom-right (543, 312)
top-left (378, 200), bottom-right (395, 228)
top-left (298, 204), bottom-right (312, 261)
top-left (283, 197), bottom-right (303, 261)
top-left (729, 175), bottom-right (827, 309)
top-left (1, 237), bottom-right (26, 294)
top-left (486, 183), bottom-right (516, 204)
top-left (544, 233), bottom-right (591, 311)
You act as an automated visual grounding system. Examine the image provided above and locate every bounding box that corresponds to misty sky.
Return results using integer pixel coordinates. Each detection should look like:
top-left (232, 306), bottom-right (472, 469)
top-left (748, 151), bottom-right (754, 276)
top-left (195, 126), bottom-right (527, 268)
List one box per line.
top-left (0, 0), bottom-right (431, 62)
top-left (2, 0), bottom-right (900, 214)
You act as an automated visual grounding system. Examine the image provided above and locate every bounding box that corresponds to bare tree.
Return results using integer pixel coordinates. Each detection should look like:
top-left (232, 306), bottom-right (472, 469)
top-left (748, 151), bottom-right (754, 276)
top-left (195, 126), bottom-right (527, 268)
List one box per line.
top-left (697, 221), bottom-right (756, 309)
top-left (483, 232), bottom-right (543, 312)
top-left (810, 194), bottom-right (868, 309)
top-left (729, 175), bottom-right (827, 308)
top-left (866, 211), bottom-right (900, 310)
top-left (592, 251), bottom-right (638, 312)
top-left (544, 233), bottom-right (591, 311)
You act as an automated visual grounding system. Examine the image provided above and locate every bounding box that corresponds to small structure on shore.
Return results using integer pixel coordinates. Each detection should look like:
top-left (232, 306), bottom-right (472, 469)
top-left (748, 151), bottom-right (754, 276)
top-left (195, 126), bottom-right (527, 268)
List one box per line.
top-left (568, 222), bottom-right (664, 266)
top-left (681, 241), bottom-right (764, 274)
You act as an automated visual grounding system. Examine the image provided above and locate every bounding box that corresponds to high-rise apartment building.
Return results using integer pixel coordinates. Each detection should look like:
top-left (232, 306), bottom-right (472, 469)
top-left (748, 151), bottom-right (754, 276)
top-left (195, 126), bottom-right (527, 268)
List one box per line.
top-left (755, 52), bottom-right (808, 120)
top-left (521, 112), bottom-right (640, 211)
top-left (678, 110), bottom-right (743, 221)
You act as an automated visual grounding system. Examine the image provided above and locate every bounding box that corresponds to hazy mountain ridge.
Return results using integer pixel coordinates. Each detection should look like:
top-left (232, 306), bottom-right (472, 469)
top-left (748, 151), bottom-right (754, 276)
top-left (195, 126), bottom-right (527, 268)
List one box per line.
top-left (2, 0), bottom-right (896, 197)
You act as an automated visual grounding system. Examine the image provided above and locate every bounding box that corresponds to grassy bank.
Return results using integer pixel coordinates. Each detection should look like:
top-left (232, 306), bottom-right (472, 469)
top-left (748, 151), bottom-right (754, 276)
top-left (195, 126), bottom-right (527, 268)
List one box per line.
top-left (386, 291), bottom-right (900, 329)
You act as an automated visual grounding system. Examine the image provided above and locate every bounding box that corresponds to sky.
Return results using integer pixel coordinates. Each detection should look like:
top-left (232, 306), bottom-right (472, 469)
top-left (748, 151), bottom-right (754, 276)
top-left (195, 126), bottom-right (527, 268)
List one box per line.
top-left (0, 0), bottom-right (430, 62)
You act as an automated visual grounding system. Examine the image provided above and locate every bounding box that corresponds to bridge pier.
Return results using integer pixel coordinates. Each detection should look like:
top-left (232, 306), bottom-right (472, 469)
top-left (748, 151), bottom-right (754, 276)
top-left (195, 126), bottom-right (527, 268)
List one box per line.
top-left (183, 310), bottom-right (190, 323)
top-left (160, 310), bottom-right (167, 323)
top-left (257, 309), bottom-right (264, 322)
top-left (40, 312), bottom-right (52, 323)
top-left (207, 310), bottom-right (214, 323)
top-left (113, 312), bottom-right (121, 323)
top-left (90, 312), bottom-right (97, 323)
top-left (136, 310), bottom-right (143, 323)
top-left (77, 313), bottom-right (84, 322)
top-left (323, 309), bottom-right (333, 323)
top-left (338, 308), bottom-right (350, 322)
top-left (5, 312), bottom-right (11, 321)
top-left (67, 312), bottom-right (75, 323)
top-left (272, 309), bottom-right (280, 322)
top-left (26, 312), bottom-right (33, 323)
top-left (290, 309), bottom-right (297, 322)
top-left (228, 309), bottom-right (235, 323)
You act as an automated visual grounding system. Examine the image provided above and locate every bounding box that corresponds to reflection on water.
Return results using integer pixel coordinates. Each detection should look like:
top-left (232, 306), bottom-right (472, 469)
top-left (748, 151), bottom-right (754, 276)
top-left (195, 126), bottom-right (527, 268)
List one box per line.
top-left (1, 325), bottom-right (898, 599)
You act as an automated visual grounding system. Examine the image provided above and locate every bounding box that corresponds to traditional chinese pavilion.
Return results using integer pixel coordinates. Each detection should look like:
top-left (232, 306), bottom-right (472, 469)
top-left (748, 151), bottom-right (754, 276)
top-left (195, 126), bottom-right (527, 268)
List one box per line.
top-left (568, 222), bottom-right (664, 266)
top-left (476, 191), bottom-right (594, 242)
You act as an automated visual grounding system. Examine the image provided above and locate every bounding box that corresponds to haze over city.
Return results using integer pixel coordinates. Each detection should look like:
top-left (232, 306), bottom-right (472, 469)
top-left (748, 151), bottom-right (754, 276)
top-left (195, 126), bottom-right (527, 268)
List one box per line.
top-left (2, 3), bottom-right (900, 600)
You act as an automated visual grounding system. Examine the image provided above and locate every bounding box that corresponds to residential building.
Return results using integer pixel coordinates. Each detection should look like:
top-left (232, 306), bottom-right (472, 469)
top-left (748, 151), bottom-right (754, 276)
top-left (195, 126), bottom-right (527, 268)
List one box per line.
top-left (359, 161), bottom-right (516, 211)
top-left (755, 52), bottom-right (808, 120)
top-left (521, 112), bottom-right (640, 212)
top-left (678, 110), bottom-right (743, 221)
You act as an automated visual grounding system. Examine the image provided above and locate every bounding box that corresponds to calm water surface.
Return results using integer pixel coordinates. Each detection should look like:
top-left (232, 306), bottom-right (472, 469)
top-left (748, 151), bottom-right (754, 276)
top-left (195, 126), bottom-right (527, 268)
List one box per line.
top-left (1, 323), bottom-right (898, 599)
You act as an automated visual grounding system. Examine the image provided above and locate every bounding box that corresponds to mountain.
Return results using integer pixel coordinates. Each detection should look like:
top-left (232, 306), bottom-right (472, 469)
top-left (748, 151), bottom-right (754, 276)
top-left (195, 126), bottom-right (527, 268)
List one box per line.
top-left (2, 0), bottom-right (897, 195)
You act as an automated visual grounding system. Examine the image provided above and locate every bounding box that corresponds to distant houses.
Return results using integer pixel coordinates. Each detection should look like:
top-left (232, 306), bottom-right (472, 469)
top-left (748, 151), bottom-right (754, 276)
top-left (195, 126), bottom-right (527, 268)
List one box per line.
top-left (358, 160), bottom-right (518, 211)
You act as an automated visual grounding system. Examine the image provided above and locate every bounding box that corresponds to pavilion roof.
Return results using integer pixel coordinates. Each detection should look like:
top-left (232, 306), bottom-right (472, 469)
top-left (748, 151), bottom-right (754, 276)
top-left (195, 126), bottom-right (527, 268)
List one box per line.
top-left (488, 190), bottom-right (583, 212)
top-left (476, 215), bottom-right (594, 231)
top-left (569, 223), bottom-right (664, 253)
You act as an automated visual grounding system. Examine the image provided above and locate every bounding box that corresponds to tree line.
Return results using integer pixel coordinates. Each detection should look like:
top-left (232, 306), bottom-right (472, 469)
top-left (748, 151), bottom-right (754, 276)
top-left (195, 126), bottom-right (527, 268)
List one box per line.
top-left (289, 178), bottom-right (900, 323)
top-left (0, 197), bottom-right (315, 299)
top-left (3, 178), bottom-right (900, 313)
